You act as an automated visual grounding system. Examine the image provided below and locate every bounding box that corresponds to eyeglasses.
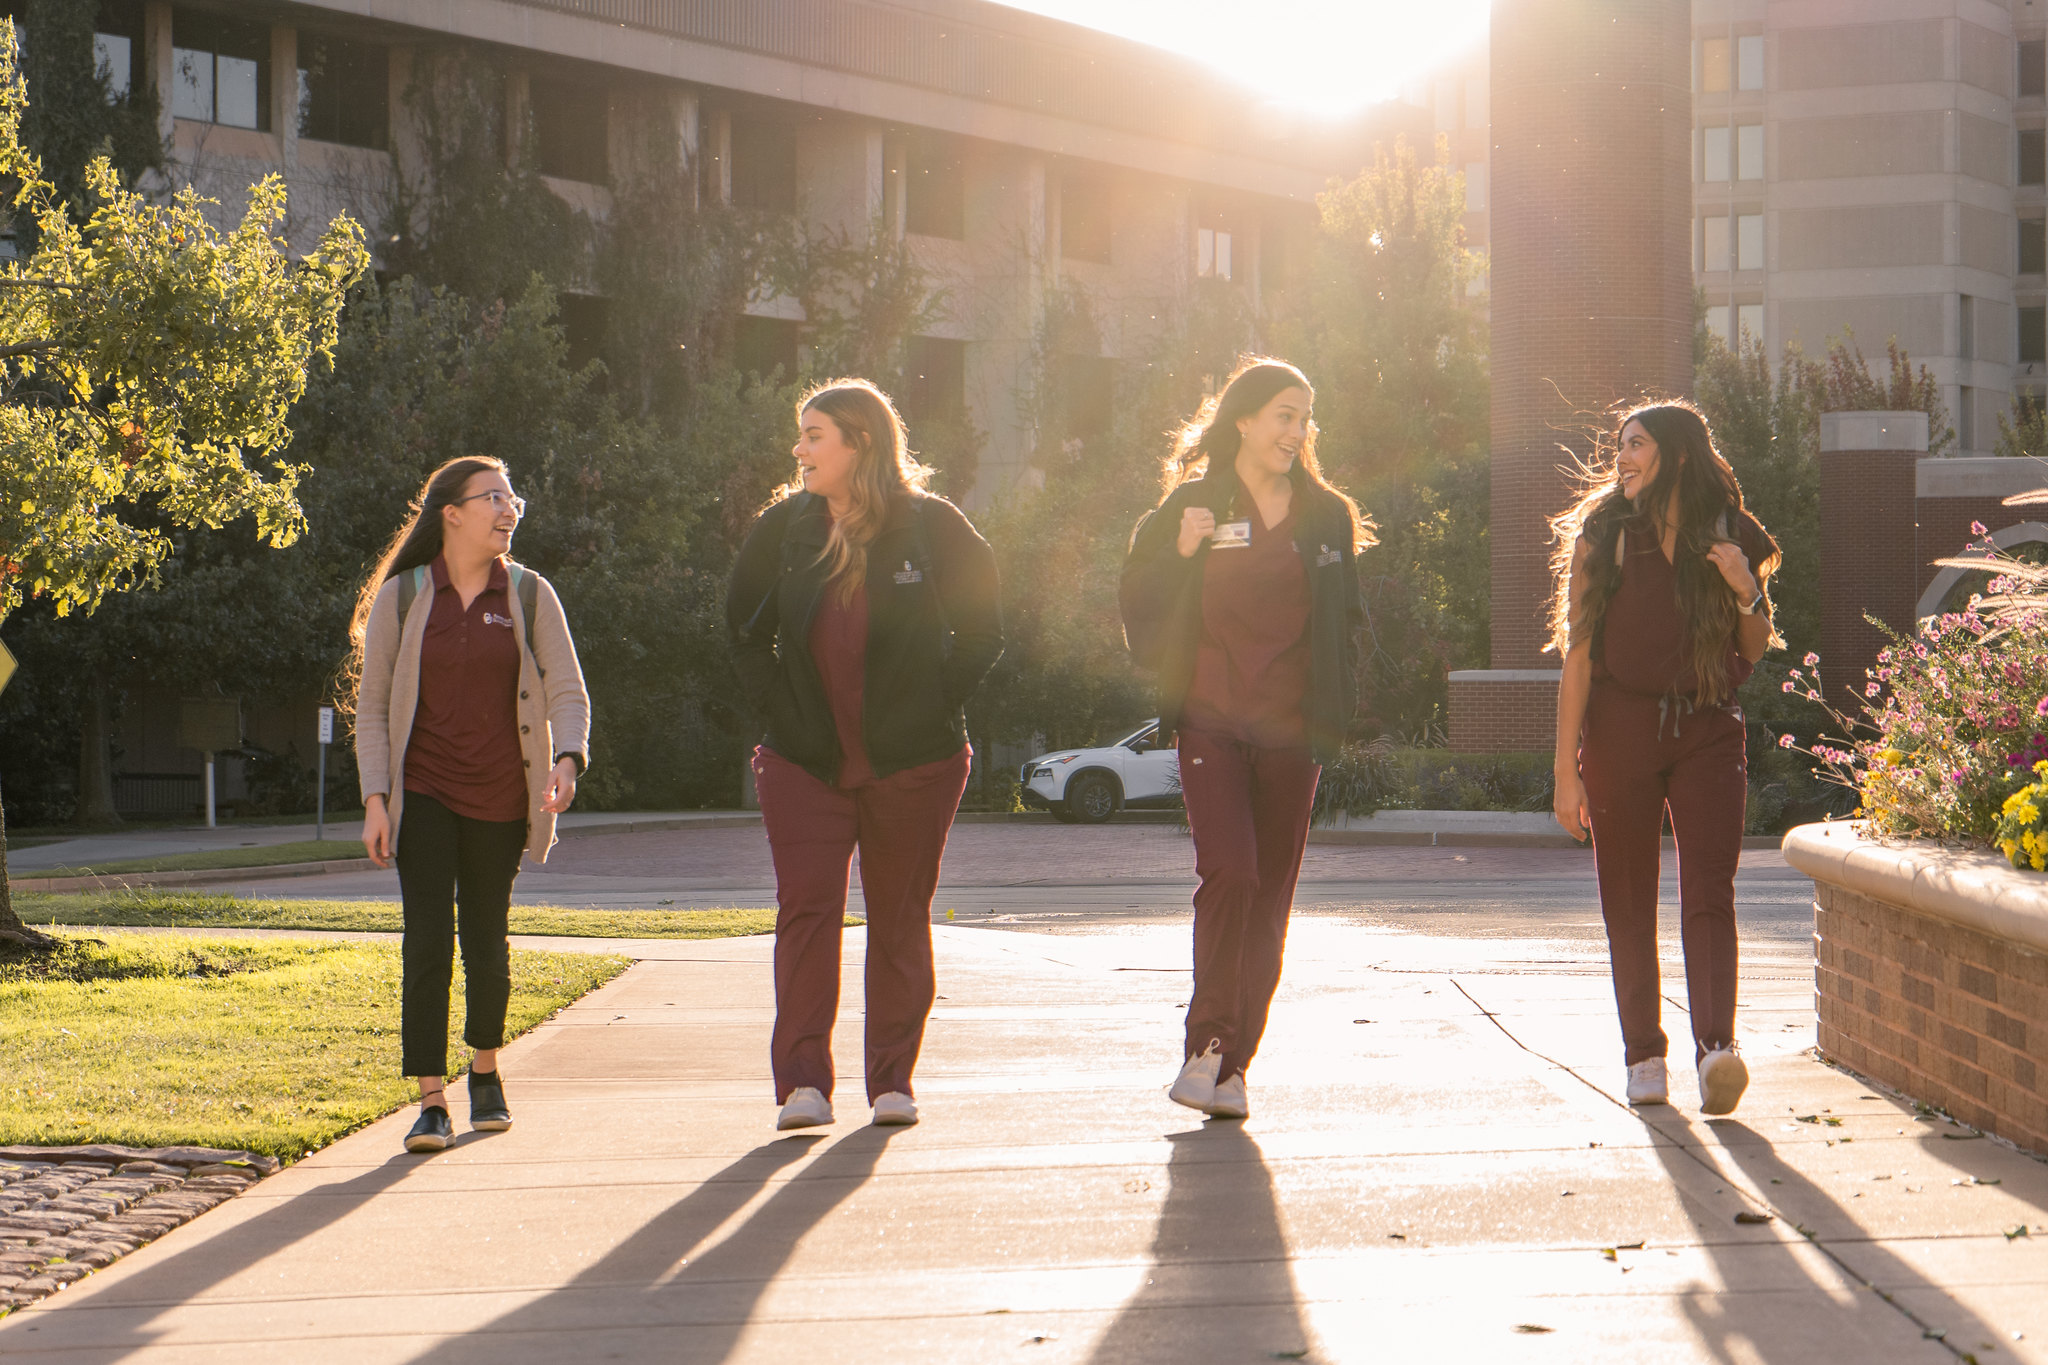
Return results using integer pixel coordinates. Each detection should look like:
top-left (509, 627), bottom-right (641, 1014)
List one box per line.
top-left (451, 490), bottom-right (526, 519)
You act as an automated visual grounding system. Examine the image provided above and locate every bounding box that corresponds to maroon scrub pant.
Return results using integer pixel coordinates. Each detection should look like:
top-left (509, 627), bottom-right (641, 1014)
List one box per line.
top-left (1178, 729), bottom-right (1322, 1083)
top-left (754, 744), bottom-right (970, 1104)
top-left (1579, 682), bottom-right (1747, 1067)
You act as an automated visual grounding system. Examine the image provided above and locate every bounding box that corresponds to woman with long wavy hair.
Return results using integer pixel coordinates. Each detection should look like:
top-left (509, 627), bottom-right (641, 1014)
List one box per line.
top-left (1549, 401), bottom-right (1781, 1116)
top-left (350, 455), bottom-right (590, 1153)
top-left (726, 379), bottom-right (1003, 1131)
top-left (1119, 357), bottom-right (1370, 1122)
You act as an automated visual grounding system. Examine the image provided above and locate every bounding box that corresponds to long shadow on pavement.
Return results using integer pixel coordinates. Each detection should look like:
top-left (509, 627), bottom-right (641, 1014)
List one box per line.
top-left (411, 1126), bottom-right (896, 1364)
top-left (1646, 1116), bottom-right (2008, 1361)
top-left (1089, 1124), bottom-right (1315, 1364)
top-left (0, 1153), bottom-right (423, 1362)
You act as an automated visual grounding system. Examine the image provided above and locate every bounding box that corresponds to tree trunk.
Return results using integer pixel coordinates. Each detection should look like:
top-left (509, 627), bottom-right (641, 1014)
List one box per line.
top-left (74, 672), bottom-right (121, 827)
top-left (0, 779), bottom-right (58, 950)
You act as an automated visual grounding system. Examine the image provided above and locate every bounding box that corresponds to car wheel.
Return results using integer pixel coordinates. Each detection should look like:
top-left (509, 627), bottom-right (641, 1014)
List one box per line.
top-left (1067, 772), bottom-right (1118, 824)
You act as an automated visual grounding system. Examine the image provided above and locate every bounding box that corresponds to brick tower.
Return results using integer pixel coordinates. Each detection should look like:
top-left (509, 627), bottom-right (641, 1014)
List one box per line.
top-left (1449, 0), bottom-right (1695, 752)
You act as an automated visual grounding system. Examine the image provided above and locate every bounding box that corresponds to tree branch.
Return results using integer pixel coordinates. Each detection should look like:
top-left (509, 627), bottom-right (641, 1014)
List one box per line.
top-left (0, 340), bottom-right (61, 358)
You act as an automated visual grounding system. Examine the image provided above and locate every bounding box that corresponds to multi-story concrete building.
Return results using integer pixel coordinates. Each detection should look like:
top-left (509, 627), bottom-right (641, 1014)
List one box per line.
top-left (46, 0), bottom-right (1420, 815)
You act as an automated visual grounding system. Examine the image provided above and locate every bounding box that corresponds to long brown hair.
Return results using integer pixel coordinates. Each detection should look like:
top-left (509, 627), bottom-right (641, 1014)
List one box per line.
top-left (1161, 355), bottom-right (1375, 551)
top-left (341, 455), bottom-right (509, 714)
top-left (770, 378), bottom-right (932, 602)
top-left (1547, 400), bottom-right (1783, 704)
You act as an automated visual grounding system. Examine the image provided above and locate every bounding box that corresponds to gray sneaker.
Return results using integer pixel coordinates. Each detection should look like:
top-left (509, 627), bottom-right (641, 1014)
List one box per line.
top-left (1626, 1058), bottom-right (1669, 1106)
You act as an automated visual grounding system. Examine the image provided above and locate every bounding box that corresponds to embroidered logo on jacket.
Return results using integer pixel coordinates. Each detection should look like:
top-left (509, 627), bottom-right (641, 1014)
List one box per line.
top-left (1315, 544), bottom-right (1341, 567)
top-left (894, 560), bottom-right (925, 584)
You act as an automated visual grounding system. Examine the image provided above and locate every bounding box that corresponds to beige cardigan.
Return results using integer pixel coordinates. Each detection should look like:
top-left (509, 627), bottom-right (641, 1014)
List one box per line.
top-left (355, 561), bottom-right (591, 864)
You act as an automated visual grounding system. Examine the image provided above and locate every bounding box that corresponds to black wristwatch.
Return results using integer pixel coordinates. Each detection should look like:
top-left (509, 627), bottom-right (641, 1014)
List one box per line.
top-left (554, 752), bottom-right (585, 775)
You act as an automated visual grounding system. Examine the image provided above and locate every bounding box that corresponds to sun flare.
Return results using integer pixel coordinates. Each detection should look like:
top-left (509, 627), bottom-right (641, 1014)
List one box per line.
top-left (994, 0), bottom-right (1490, 120)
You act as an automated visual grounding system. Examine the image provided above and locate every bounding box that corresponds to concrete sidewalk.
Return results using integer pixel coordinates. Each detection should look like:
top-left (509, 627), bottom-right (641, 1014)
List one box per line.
top-left (1, 918), bottom-right (2042, 1362)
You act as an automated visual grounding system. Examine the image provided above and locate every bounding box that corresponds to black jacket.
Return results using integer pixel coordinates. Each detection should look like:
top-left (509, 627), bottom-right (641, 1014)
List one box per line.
top-left (727, 490), bottom-right (1004, 784)
top-left (1119, 470), bottom-right (1364, 761)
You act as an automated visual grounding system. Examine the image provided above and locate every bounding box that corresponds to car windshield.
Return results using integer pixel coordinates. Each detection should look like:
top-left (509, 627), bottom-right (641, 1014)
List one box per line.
top-left (1116, 720), bottom-right (1160, 748)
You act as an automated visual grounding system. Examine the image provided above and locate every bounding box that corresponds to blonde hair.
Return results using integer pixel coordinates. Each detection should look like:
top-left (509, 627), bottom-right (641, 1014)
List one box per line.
top-left (773, 379), bottom-right (933, 601)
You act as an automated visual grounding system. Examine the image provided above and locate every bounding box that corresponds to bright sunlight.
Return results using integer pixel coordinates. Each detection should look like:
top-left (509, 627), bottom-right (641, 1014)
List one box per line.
top-left (994, 0), bottom-right (1491, 119)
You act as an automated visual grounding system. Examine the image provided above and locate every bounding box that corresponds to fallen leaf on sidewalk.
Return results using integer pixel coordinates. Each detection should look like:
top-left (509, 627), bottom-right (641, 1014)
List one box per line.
top-left (1023, 1332), bottom-right (1059, 1344)
top-left (1600, 1247), bottom-right (1617, 1261)
top-left (1615, 1240), bottom-right (1644, 1249)
top-left (1941, 1132), bottom-right (1983, 1141)
top-left (1514, 1324), bottom-right (1554, 1335)
top-left (1734, 1211), bottom-right (1774, 1225)
top-left (1794, 1114), bottom-right (1842, 1126)
top-left (2004, 1225), bottom-right (2031, 1241)
top-left (1271, 1351), bottom-right (1309, 1360)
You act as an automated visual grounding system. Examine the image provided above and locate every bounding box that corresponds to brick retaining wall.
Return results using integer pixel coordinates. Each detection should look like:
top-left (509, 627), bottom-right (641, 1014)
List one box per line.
top-left (1814, 879), bottom-right (2048, 1157)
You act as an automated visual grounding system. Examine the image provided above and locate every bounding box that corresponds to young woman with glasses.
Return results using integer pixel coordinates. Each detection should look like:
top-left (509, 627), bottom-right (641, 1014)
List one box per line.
top-left (350, 455), bottom-right (591, 1153)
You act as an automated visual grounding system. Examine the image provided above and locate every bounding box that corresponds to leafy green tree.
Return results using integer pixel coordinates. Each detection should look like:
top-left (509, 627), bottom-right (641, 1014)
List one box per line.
top-left (1273, 137), bottom-right (1490, 737)
top-left (0, 25), bottom-right (367, 943)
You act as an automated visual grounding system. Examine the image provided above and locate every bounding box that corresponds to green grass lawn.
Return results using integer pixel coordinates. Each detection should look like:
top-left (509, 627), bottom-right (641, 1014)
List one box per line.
top-left (24, 838), bottom-right (372, 879)
top-left (0, 930), bottom-right (628, 1159)
top-left (13, 889), bottom-right (791, 938)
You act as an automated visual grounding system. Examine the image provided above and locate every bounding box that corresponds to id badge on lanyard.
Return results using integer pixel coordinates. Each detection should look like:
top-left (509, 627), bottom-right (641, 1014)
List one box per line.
top-left (1210, 519), bottom-right (1252, 549)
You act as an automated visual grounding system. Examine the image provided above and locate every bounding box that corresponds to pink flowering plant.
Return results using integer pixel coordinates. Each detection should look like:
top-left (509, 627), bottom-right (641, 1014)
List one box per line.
top-left (1784, 509), bottom-right (2048, 857)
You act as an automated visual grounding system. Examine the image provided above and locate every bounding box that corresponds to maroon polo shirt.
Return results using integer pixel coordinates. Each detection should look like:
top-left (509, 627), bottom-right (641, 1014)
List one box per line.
top-left (404, 555), bottom-right (529, 822)
top-left (1596, 509), bottom-right (1774, 699)
top-left (1184, 505), bottom-right (1311, 748)
top-left (809, 582), bottom-right (877, 788)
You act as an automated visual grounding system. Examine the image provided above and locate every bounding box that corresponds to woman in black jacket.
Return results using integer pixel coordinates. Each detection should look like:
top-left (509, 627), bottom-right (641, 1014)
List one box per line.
top-left (1120, 357), bottom-right (1369, 1121)
top-left (727, 378), bottom-right (1003, 1132)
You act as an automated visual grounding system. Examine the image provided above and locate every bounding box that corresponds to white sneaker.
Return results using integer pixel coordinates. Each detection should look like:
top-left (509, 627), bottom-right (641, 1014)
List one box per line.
top-left (871, 1092), bottom-right (919, 1126)
top-left (1205, 1074), bottom-right (1248, 1120)
top-left (1698, 1045), bottom-right (1749, 1116)
top-left (777, 1086), bottom-right (834, 1130)
top-left (1168, 1039), bottom-right (1224, 1112)
top-left (1626, 1058), bottom-right (1669, 1106)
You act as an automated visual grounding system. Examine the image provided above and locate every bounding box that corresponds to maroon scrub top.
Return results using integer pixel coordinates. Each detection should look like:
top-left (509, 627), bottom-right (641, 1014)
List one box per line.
top-left (809, 581), bottom-right (878, 788)
top-left (1596, 509), bottom-right (1773, 699)
top-left (1183, 504), bottom-right (1312, 748)
top-left (404, 555), bottom-right (529, 823)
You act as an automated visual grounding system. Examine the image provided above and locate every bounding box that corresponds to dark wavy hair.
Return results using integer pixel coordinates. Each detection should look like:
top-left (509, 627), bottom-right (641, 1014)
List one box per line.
top-left (341, 455), bottom-right (510, 714)
top-left (1160, 355), bottom-right (1375, 551)
top-left (1547, 400), bottom-right (1782, 704)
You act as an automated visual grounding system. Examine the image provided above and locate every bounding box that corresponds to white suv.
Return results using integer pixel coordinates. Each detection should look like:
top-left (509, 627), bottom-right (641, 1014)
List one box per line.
top-left (1018, 720), bottom-right (1180, 824)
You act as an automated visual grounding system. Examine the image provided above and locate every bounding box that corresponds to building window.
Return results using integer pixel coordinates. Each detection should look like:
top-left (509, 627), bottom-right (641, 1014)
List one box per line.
top-left (296, 34), bottom-right (387, 150)
top-left (1737, 214), bottom-right (1763, 271)
top-left (1464, 77), bottom-right (1487, 130)
top-left (2021, 305), bottom-right (2046, 364)
top-left (735, 315), bottom-right (799, 380)
top-left (529, 78), bottom-right (606, 184)
top-left (901, 336), bottom-right (967, 425)
top-left (95, 0), bottom-right (144, 101)
top-left (1463, 161), bottom-right (1487, 212)
top-left (905, 135), bottom-right (964, 240)
top-left (1197, 225), bottom-right (1233, 280)
top-left (1961, 385), bottom-right (1977, 450)
top-left (172, 9), bottom-right (269, 131)
top-left (1703, 125), bottom-right (1730, 183)
top-left (1705, 304), bottom-right (1731, 343)
top-left (1961, 294), bottom-right (1977, 361)
top-left (2023, 40), bottom-right (2046, 99)
top-left (1737, 303), bottom-right (1763, 345)
top-left (1704, 216), bottom-right (1731, 272)
top-left (1061, 175), bottom-right (1112, 264)
top-left (2023, 129), bottom-right (2046, 187)
top-left (1737, 124), bottom-right (1764, 180)
top-left (1701, 37), bottom-right (1730, 94)
top-left (2022, 219), bottom-right (2046, 275)
top-left (730, 117), bottom-right (796, 213)
top-left (1737, 35), bottom-right (1764, 91)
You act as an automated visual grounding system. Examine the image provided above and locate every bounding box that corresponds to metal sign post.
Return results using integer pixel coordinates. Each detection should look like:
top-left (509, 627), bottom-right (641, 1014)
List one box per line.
top-left (203, 752), bottom-right (216, 828)
top-left (316, 706), bottom-right (334, 841)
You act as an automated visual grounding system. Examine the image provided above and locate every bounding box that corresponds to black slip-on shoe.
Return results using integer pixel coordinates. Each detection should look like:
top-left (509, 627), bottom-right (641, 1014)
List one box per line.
top-left (405, 1105), bottom-right (454, 1153)
top-left (468, 1068), bottom-right (512, 1132)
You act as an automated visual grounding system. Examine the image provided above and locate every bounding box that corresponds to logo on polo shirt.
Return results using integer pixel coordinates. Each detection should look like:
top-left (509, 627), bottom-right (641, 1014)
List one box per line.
top-left (483, 612), bottom-right (516, 628)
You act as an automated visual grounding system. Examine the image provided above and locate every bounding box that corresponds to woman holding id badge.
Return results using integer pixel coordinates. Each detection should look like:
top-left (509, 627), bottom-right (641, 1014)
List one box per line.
top-left (1119, 358), bottom-right (1371, 1120)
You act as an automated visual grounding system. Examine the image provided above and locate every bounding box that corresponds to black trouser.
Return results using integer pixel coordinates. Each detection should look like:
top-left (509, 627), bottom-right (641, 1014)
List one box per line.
top-left (396, 792), bottom-right (527, 1078)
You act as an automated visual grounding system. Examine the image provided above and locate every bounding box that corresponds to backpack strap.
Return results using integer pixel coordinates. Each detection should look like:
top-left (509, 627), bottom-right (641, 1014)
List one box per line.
top-left (506, 563), bottom-right (545, 680)
top-left (394, 564), bottom-right (430, 621)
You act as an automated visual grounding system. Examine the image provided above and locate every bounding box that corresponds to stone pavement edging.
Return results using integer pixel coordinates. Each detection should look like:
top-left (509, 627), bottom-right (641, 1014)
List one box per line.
top-left (0, 1145), bottom-right (275, 1315)
top-left (9, 858), bottom-right (381, 895)
top-left (1783, 820), bottom-right (2048, 957)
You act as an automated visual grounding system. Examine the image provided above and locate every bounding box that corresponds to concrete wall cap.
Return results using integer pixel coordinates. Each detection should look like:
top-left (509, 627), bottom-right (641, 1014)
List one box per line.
top-left (1820, 411), bottom-right (1930, 453)
top-left (1782, 821), bottom-right (2048, 957)
top-left (1447, 669), bottom-right (1563, 683)
top-left (1917, 456), bottom-right (2048, 499)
